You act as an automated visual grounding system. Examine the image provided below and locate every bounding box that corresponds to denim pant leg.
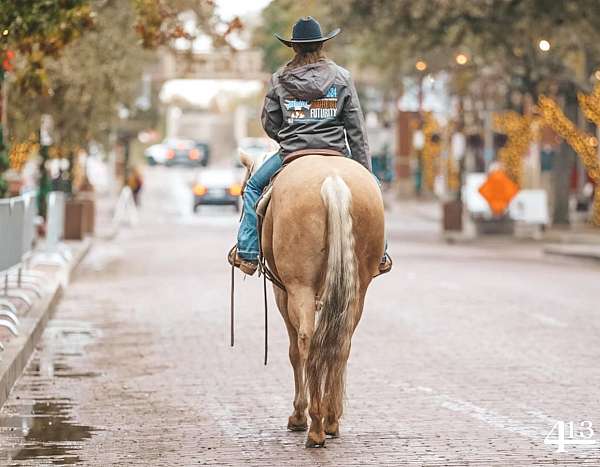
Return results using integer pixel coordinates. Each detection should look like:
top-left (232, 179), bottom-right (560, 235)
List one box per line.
top-left (237, 153), bottom-right (283, 261)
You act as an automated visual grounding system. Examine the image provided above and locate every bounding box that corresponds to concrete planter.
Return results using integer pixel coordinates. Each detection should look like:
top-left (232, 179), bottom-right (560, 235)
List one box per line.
top-left (78, 195), bottom-right (95, 235)
top-left (443, 200), bottom-right (463, 232)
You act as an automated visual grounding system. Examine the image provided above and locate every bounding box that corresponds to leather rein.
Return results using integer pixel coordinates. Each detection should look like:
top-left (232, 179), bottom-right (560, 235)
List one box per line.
top-left (230, 149), bottom-right (343, 366)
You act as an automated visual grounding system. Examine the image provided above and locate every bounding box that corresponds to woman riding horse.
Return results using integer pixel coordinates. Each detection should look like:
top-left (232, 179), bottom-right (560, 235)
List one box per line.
top-left (229, 17), bottom-right (392, 448)
top-left (228, 16), bottom-right (392, 276)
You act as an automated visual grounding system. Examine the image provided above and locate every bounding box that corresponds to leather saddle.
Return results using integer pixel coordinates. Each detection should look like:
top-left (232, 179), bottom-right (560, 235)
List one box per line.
top-left (256, 148), bottom-right (344, 219)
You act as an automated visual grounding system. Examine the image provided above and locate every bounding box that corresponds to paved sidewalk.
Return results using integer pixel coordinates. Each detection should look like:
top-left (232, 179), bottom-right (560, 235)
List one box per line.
top-left (0, 167), bottom-right (599, 466)
top-left (0, 238), bottom-right (91, 408)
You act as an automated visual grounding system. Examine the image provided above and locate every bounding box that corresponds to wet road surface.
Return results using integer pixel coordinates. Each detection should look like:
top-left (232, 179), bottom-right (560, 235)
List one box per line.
top-left (1, 166), bottom-right (600, 465)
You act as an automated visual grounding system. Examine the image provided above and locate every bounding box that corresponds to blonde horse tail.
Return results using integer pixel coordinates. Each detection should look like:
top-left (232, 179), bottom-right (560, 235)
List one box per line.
top-left (307, 175), bottom-right (359, 420)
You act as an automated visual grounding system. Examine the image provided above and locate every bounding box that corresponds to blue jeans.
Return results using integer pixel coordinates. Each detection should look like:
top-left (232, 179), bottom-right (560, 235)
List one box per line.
top-left (237, 152), bottom-right (283, 261)
top-left (236, 153), bottom-right (388, 262)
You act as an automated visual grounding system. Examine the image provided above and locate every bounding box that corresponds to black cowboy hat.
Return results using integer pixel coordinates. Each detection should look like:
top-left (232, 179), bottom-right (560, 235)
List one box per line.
top-left (275, 16), bottom-right (340, 48)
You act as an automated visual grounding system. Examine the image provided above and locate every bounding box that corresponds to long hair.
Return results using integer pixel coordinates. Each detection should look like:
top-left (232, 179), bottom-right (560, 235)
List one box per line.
top-left (286, 42), bottom-right (326, 69)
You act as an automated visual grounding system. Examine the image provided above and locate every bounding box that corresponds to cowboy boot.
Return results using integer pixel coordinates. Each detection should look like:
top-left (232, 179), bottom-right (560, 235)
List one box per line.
top-left (227, 245), bottom-right (258, 276)
top-left (376, 252), bottom-right (392, 277)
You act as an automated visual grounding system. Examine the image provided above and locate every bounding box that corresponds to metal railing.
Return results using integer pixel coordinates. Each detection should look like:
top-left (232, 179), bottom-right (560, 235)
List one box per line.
top-left (0, 191), bottom-right (73, 351)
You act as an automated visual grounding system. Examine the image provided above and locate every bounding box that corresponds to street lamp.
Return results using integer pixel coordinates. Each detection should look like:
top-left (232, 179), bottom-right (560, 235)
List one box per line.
top-left (415, 60), bottom-right (427, 111)
top-left (455, 53), bottom-right (468, 65)
top-left (538, 39), bottom-right (551, 52)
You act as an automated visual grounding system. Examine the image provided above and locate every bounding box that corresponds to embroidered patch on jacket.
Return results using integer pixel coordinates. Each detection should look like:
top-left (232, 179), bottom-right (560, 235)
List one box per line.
top-left (284, 86), bottom-right (338, 123)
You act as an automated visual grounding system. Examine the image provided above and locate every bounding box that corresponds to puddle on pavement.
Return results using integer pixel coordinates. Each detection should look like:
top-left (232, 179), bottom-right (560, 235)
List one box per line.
top-left (0, 399), bottom-right (97, 465)
top-left (0, 319), bottom-right (102, 464)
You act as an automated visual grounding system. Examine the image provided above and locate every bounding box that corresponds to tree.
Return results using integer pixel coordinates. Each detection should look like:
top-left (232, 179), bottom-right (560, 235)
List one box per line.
top-left (1, 0), bottom-right (233, 198)
top-left (0, 0), bottom-right (95, 197)
top-left (332, 0), bottom-right (600, 223)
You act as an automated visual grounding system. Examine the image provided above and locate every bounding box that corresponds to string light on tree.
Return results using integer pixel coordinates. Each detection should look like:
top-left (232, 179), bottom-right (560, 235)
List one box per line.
top-left (415, 60), bottom-right (427, 72)
top-left (9, 141), bottom-right (36, 172)
top-left (578, 83), bottom-right (600, 128)
top-left (421, 112), bottom-right (441, 191)
top-left (538, 95), bottom-right (600, 226)
top-left (493, 111), bottom-right (537, 186)
top-left (538, 39), bottom-right (551, 52)
top-left (455, 53), bottom-right (468, 65)
top-left (446, 157), bottom-right (460, 192)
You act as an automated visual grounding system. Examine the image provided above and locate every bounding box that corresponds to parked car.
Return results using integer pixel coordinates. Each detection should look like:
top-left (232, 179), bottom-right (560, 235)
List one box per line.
top-left (144, 143), bottom-right (168, 165)
top-left (192, 168), bottom-right (243, 212)
top-left (164, 138), bottom-right (204, 167)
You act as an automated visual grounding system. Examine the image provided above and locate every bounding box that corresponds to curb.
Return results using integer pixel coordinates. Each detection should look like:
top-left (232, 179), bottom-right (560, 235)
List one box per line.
top-left (0, 238), bottom-right (92, 409)
top-left (544, 244), bottom-right (600, 262)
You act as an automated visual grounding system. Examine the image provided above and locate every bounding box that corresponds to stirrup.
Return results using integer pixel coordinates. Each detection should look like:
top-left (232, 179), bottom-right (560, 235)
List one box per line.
top-left (227, 246), bottom-right (258, 276)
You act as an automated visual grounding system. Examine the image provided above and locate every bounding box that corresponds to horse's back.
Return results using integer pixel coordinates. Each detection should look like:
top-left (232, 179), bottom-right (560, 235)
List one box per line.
top-left (263, 155), bottom-right (384, 288)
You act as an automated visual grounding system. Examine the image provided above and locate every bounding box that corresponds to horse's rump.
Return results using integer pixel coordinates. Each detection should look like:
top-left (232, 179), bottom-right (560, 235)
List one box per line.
top-left (262, 155), bottom-right (384, 286)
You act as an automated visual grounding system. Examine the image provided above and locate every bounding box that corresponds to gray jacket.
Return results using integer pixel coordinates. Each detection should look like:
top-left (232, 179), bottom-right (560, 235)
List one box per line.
top-left (261, 59), bottom-right (371, 171)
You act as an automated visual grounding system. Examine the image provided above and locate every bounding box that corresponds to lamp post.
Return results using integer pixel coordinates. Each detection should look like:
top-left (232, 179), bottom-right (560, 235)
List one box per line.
top-left (37, 114), bottom-right (54, 218)
top-left (415, 60), bottom-right (427, 112)
top-left (0, 50), bottom-right (12, 198)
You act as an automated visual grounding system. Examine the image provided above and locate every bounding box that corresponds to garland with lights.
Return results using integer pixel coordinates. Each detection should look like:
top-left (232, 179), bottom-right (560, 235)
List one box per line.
top-left (538, 95), bottom-right (600, 226)
top-left (493, 111), bottom-right (537, 186)
top-left (422, 112), bottom-right (441, 191)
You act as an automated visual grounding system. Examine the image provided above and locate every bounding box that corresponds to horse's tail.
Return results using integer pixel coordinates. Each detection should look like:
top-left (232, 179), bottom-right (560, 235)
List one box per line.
top-left (307, 175), bottom-right (359, 418)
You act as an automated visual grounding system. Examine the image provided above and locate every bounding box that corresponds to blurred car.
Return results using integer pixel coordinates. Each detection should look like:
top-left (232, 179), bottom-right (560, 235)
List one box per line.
top-left (193, 141), bottom-right (210, 167)
top-left (144, 143), bottom-right (168, 165)
top-left (164, 138), bottom-right (204, 167)
top-left (192, 169), bottom-right (243, 212)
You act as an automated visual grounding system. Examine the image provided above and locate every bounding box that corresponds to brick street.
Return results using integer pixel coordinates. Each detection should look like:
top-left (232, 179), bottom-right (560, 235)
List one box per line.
top-left (1, 167), bottom-right (599, 466)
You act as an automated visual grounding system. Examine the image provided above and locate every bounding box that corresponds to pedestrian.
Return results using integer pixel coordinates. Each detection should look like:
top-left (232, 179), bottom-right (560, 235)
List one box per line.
top-left (128, 166), bottom-right (143, 206)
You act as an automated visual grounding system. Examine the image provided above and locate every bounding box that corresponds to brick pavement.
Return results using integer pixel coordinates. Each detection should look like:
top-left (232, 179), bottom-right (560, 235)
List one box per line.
top-left (0, 167), bottom-right (599, 466)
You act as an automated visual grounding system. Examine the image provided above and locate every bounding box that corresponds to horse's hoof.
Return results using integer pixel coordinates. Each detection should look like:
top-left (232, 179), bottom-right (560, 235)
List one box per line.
top-left (324, 420), bottom-right (339, 438)
top-left (287, 421), bottom-right (308, 432)
top-left (305, 432), bottom-right (326, 448)
top-left (287, 415), bottom-right (307, 432)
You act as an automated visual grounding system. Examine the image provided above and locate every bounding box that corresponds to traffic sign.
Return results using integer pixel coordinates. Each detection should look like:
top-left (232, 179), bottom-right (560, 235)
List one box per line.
top-left (478, 170), bottom-right (519, 216)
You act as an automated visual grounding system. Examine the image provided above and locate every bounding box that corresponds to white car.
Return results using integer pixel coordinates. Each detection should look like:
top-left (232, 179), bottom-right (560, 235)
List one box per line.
top-left (144, 144), bottom-right (169, 165)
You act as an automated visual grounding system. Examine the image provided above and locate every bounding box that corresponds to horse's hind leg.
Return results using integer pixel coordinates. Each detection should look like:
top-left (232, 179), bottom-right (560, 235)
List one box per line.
top-left (323, 290), bottom-right (366, 438)
top-left (274, 287), bottom-right (308, 431)
top-left (323, 359), bottom-right (345, 437)
top-left (285, 286), bottom-right (319, 444)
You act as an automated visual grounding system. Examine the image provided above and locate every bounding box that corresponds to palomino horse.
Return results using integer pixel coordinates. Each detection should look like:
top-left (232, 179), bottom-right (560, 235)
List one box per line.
top-left (240, 151), bottom-right (385, 447)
